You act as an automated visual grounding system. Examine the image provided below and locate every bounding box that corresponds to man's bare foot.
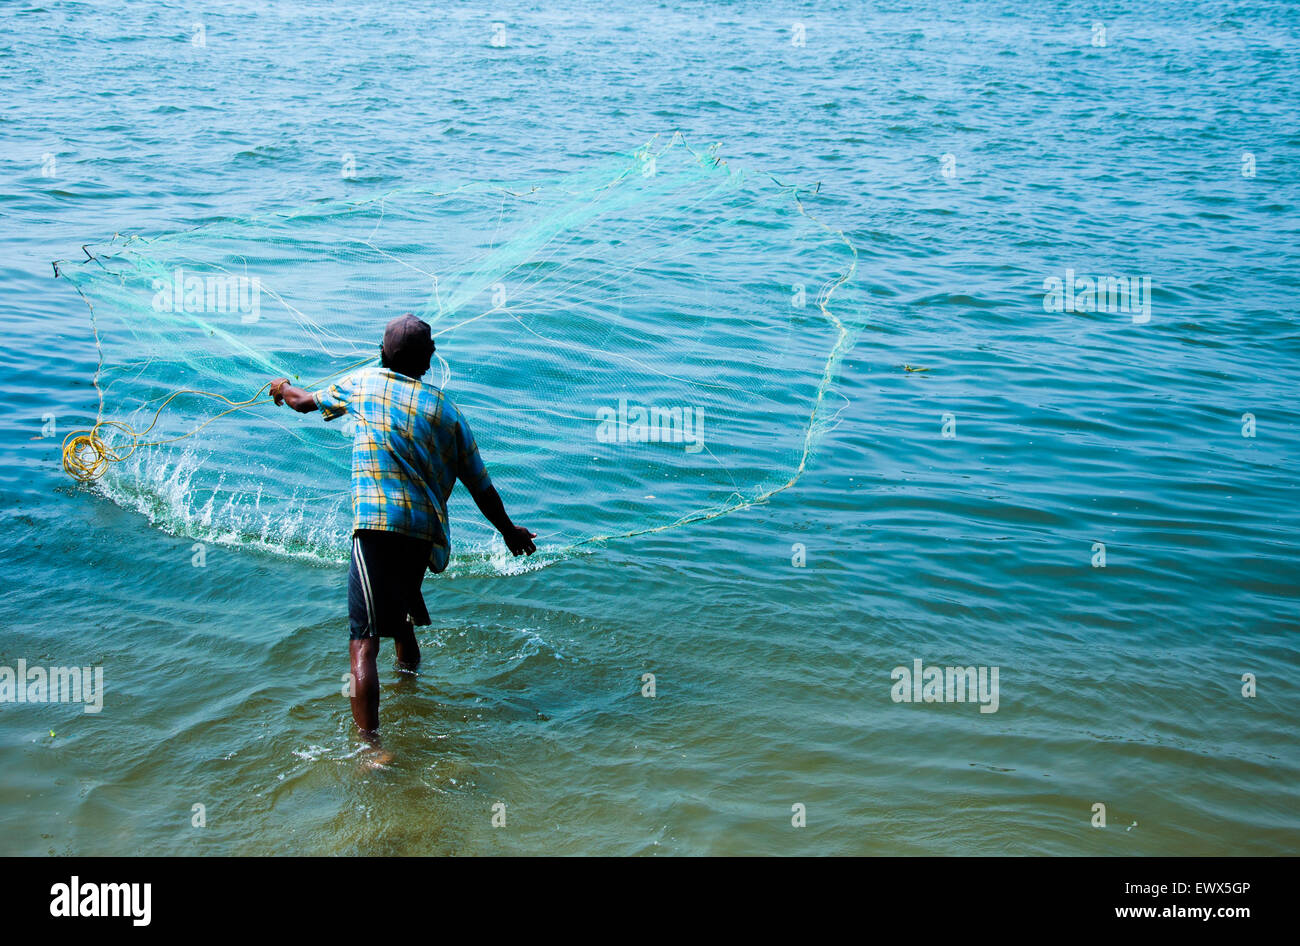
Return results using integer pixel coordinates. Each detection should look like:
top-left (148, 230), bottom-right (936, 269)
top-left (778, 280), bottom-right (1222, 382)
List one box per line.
top-left (361, 745), bottom-right (395, 769)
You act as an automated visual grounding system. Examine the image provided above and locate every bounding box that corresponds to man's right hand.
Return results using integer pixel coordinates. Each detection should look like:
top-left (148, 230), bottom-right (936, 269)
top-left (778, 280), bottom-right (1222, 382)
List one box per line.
top-left (269, 378), bottom-right (319, 414)
top-left (502, 525), bottom-right (537, 556)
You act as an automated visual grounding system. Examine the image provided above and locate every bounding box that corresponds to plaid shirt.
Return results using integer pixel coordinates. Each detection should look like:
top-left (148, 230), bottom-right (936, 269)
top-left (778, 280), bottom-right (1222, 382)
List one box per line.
top-left (314, 366), bottom-right (493, 573)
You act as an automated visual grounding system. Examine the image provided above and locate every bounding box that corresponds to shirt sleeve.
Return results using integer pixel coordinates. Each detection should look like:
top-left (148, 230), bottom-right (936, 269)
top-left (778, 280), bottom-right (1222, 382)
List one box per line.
top-left (453, 405), bottom-right (494, 500)
top-left (312, 374), bottom-right (355, 422)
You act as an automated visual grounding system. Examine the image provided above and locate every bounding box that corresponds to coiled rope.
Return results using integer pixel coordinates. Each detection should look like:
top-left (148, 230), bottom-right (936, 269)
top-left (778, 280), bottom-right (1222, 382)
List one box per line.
top-left (61, 356), bottom-right (376, 484)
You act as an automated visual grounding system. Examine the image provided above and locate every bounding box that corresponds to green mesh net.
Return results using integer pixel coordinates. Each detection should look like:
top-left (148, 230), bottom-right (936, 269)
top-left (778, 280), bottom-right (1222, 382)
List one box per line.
top-left (56, 134), bottom-right (861, 574)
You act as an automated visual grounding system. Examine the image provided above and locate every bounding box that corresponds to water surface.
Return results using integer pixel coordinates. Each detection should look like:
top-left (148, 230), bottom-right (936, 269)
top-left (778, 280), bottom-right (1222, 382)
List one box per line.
top-left (0, 0), bottom-right (1297, 855)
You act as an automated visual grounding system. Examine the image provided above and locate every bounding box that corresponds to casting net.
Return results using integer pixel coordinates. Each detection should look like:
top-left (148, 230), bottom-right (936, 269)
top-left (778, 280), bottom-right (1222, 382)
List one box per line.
top-left (56, 134), bottom-right (861, 573)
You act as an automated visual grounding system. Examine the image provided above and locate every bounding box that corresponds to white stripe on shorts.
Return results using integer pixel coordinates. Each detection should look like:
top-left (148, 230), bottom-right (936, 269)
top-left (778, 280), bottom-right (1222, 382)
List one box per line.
top-left (354, 535), bottom-right (378, 635)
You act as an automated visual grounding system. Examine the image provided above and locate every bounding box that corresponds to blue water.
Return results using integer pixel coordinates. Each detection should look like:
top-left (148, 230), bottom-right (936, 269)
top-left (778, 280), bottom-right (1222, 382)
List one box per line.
top-left (1, 0), bottom-right (1297, 855)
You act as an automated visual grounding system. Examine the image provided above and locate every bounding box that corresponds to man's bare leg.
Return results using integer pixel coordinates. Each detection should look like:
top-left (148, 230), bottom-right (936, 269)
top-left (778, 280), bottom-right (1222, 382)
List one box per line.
top-left (349, 637), bottom-right (380, 735)
top-left (394, 617), bottom-right (420, 672)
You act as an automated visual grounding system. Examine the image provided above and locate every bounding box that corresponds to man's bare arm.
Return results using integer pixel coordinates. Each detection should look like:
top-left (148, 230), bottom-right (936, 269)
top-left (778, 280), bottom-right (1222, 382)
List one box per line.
top-left (271, 379), bottom-right (319, 414)
top-left (470, 485), bottom-right (536, 556)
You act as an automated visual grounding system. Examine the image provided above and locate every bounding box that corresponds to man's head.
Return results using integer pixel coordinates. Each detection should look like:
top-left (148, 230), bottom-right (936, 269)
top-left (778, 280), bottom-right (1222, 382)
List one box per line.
top-left (380, 313), bottom-right (435, 379)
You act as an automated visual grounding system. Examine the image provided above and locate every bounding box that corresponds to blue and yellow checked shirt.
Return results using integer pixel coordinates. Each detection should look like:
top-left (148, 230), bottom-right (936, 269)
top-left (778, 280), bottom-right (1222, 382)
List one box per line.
top-left (313, 366), bottom-right (493, 573)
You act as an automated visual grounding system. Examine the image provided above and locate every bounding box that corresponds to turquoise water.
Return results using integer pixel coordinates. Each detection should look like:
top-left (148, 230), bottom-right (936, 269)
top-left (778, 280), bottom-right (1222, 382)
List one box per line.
top-left (2, 0), bottom-right (1298, 856)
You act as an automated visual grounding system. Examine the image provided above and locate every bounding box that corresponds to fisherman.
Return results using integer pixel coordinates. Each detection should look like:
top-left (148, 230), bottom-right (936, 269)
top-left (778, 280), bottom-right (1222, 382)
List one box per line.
top-left (270, 314), bottom-right (535, 738)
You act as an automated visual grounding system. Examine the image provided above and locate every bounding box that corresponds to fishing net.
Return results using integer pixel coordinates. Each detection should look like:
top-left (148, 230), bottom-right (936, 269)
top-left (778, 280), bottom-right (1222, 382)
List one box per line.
top-left (55, 134), bottom-right (861, 572)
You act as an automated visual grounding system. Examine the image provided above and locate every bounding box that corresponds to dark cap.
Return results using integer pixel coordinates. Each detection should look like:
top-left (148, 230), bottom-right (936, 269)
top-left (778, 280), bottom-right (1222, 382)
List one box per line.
top-left (382, 314), bottom-right (434, 368)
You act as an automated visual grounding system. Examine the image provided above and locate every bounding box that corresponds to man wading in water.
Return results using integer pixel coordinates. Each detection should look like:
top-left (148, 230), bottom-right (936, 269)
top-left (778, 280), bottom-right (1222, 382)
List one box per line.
top-left (270, 314), bottom-right (536, 743)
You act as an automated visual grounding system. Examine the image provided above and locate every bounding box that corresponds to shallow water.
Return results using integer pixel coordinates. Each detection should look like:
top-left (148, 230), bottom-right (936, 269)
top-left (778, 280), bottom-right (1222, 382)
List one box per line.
top-left (1, 0), bottom-right (1297, 855)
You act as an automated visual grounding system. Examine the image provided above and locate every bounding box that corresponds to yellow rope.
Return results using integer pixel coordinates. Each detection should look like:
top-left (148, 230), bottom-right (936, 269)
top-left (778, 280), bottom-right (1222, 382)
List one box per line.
top-left (62, 355), bottom-right (376, 484)
top-left (62, 385), bottom-right (274, 483)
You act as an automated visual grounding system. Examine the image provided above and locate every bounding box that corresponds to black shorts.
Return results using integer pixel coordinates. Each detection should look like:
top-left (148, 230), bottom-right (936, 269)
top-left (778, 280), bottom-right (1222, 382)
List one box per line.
top-left (347, 529), bottom-right (433, 640)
